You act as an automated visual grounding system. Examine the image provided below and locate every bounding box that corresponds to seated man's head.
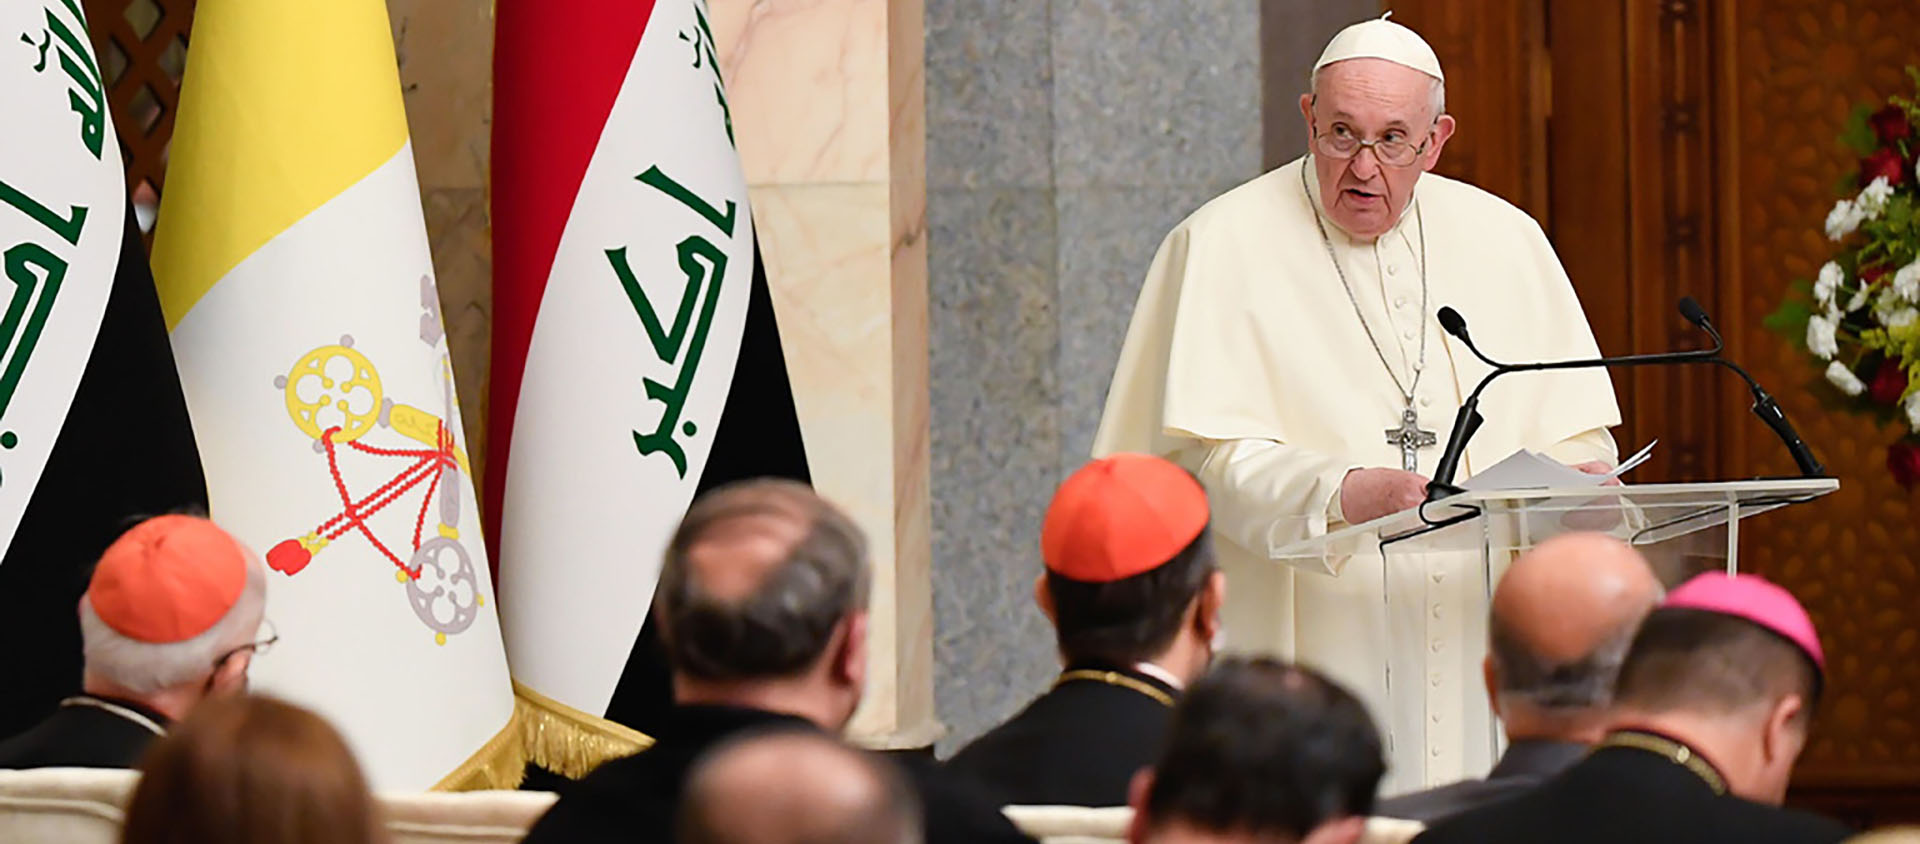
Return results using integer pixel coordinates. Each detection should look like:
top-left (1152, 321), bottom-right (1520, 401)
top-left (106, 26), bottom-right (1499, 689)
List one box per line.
top-left (1610, 573), bottom-right (1826, 805)
top-left (1128, 658), bottom-right (1384, 844)
top-left (1485, 533), bottom-right (1662, 743)
top-left (1036, 454), bottom-right (1224, 683)
top-left (79, 515), bottom-right (270, 720)
top-left (655, 479), bottom-right (870, 730)
top-left (679, 729), bottom-right (920, 844)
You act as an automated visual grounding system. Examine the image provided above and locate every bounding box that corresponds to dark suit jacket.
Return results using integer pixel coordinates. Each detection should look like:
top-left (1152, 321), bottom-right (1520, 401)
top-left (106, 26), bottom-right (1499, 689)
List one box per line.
top-left (1376, 739), bottom-right (1587, 823)
top-left (1413, 741), bottom-right (1853, 844)
top-left (943, 663), bottom-right (1178, 807)
top-left (521, 704), bottom-right (1033, 844)
top-left (0, 695), bottom-right (168, 769)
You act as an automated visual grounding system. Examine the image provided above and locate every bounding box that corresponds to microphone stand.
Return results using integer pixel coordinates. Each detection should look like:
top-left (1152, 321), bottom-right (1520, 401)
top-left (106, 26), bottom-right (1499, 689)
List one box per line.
top-left (1424, 300), bottom-right (1723, 504)
top-left (1422, 298), bottom-right (1826, 518)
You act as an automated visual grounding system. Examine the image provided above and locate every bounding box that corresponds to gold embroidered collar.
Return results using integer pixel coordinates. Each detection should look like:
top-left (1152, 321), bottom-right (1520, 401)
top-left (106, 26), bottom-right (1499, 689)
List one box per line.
top-left (1055, 669), bottom-right (1176, 708)
top-left (1598, 730), bottom-right (1728, 796)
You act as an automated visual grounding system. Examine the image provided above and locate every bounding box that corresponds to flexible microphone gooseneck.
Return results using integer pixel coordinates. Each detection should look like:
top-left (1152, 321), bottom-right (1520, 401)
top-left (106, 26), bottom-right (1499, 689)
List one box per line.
top-left (1676, 302), bottom-right (1827, 478)
top-left (1425, 298), bottom-right (1725, 499)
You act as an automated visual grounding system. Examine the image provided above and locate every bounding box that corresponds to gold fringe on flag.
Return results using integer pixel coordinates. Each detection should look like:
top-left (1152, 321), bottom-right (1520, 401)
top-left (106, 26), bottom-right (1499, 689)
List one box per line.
top-left (431, 682), bottom-right (655, 791)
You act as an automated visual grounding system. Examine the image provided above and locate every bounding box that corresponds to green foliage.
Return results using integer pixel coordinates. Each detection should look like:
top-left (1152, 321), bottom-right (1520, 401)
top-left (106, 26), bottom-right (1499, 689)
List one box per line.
top-left (1842, 102), bottom-right (1880, 156)
top-left (1764, 282), bottom-right (1814, 342)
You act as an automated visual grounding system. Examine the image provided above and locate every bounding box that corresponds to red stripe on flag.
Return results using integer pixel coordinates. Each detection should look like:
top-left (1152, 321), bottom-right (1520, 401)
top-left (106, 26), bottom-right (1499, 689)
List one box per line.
top-left (487, 0), bottom-right (660, 570)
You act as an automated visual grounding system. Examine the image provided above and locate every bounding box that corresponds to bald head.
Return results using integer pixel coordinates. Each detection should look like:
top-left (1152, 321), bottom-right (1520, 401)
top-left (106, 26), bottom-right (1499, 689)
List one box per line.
top-left (1488, 534), bottom-right (1661, 715)
top-left (680, 731), bottom-right (920, 844)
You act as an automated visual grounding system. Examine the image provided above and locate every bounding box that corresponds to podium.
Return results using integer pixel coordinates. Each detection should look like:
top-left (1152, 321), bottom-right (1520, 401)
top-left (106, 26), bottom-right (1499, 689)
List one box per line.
top-left (1263, 477), bottom-right (1837, 789)
top-left (1274, 478), bottom-right (1838, 575)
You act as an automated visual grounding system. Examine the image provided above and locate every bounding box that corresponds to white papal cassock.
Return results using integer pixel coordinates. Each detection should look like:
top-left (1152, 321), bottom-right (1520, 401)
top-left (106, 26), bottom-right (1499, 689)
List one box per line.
top-left (1093, 156), bottom-right (1622, 794)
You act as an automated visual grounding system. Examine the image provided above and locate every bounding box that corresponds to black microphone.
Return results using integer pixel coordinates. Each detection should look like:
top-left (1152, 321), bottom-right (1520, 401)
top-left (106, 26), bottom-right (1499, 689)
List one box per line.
top-left (1426, 301), bottom-right (1724, 499)
top-left (1677, 299), bottom-right (1827, 477)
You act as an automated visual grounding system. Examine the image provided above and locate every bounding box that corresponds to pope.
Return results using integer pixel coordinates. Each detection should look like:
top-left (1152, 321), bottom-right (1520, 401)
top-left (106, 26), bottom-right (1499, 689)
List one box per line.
top-left (1093, 16), bottom-right (1621, 792)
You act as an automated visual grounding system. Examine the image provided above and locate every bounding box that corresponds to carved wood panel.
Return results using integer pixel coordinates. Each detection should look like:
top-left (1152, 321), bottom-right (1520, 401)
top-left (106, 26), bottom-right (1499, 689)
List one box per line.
top-left (1713, 0), bottom-right (1920, 802)
top-left (79, 0), bottom-right (193, 210)
top-left (1384, 0), bottom-right (1550, 223)
top-left (1391, 0), bottom-right (1920, 823)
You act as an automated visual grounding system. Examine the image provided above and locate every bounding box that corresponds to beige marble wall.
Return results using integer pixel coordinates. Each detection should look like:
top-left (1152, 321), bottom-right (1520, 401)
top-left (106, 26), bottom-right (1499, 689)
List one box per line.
top-left (388, 0), bottom-right (493, 488)
top-left (711, 0), bottom-right (936, 748)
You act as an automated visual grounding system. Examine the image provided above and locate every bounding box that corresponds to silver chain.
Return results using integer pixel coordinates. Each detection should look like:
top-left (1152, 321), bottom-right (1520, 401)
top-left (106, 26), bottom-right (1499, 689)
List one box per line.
top-left (1300, 160), bottom-right (1430, 404)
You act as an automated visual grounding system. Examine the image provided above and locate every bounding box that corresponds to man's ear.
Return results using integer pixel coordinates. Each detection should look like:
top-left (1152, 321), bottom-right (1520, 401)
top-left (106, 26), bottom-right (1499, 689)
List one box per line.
top-left (1125, 768), bottom-right (1155, 844)
top-left (1034, 573), bottom-right (1056, 624)
top-left (1482, 655), bottom-right (1500, 715)
top-left (1420, 114), bottom-right (1457, 172)
top-left (835, 611), bottom-right (870, 692)
top-left (209, 649), bottom-right (252, 696)
top-left (1299, 93), bottom-right (1316, 136)
top-left (1195, 570), bottom-right (1226, 642)
top-left (1761, 692), bottom-right (1806, 766)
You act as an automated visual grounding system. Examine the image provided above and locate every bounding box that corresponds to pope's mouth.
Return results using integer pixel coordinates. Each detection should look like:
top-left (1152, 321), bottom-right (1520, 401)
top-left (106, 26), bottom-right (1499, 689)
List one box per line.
top-left (1342, 187), bottom-right (1385, 204)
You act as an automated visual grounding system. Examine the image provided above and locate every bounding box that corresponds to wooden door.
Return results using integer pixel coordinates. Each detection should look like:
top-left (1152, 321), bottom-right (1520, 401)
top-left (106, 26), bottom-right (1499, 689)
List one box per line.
top-left (1392, 0), bottom-right (1920, 825)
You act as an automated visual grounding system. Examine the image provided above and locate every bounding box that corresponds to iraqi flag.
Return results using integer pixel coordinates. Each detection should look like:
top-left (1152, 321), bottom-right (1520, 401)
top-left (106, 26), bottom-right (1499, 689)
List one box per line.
top-left (491, 0), bottom-right (809, 772)
top-left (150, 0), bottom-right (515, 790)
top-left (0, 0), bottom-right (206, 739)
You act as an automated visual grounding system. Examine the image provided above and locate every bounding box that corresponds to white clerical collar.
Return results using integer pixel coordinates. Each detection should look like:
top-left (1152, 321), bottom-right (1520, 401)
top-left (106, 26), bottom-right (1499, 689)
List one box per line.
top-left (61, 695), bottom-right (166, 737)
top-left (1133, 661), bottom-right (1185, 691)
top-left (1300, 153), bottom-right (1420, 246)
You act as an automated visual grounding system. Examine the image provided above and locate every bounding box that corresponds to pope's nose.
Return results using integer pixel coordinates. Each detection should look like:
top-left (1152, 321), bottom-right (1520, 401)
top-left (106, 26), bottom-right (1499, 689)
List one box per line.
top-left (1347, 146), bottom-right (1384, 181)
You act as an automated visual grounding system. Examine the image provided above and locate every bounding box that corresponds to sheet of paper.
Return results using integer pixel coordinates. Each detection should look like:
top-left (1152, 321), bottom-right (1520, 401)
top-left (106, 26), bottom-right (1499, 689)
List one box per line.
top-left (1460, 440), bottom-right (1656, 492)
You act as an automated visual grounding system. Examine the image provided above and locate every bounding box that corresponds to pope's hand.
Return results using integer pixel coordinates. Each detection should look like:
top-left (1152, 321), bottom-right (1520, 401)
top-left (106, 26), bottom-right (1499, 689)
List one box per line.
top-left (1340, 467), bottom-right (1430, 524)
top-left (1569, 460), bottom-right (1622, 487)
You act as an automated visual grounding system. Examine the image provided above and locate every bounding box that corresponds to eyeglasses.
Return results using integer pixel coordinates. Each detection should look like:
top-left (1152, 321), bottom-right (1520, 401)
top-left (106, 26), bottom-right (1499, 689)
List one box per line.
top-left (212, 618), bottom-right (279, 669)
top-left (1313, 122), bottom-right (1434, 168)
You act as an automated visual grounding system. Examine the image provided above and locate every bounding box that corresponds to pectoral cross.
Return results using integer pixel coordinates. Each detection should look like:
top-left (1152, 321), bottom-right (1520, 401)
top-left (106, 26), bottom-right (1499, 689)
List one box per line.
top-left (1385, 405), bottom-right (1437, 472)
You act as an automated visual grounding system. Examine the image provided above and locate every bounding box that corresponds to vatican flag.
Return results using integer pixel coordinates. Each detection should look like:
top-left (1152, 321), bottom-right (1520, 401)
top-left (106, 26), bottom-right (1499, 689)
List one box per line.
top-left (151, 0), bottom-right (515, 790)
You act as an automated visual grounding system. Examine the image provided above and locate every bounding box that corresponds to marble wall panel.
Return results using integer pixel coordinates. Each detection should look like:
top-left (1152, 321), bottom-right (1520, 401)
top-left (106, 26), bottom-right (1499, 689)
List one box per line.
top-left (925, 0), bottom-right (1054, 189)
top-left (928, 186), bottom-right (1063, 751)
top-left (1053, 183), bottom-right (1242, 477)
top-left (1049, 0), bottom-right (1262, 188)
top-left (710, 0), bottom-right (891, 185)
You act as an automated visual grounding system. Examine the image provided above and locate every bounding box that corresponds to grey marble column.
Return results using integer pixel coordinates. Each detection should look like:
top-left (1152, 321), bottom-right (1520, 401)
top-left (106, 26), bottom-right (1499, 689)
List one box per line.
top-left (929, 0), bottom-right (1356, 753)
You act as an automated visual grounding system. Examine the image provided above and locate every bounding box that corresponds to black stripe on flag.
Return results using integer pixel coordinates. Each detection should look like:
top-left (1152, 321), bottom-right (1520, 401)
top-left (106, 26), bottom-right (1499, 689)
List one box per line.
top-left (602, 238), bottom-right (811, 737)
top-left (0, 204), bottom-right (207, 738)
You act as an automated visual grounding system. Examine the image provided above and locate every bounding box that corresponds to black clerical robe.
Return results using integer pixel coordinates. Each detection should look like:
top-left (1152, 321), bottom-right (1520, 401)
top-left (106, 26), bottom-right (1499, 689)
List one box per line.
top-left (0, 695), bottom-right (169, 769)
top-left (1413, 735), bottom-right (1852, 844)
top-left (944, 663), bottom-right (1178, 807)
top-left (520, 704), bottom-right (1033, 844)
top-left (1375, 738), bottom-right (1586, 823)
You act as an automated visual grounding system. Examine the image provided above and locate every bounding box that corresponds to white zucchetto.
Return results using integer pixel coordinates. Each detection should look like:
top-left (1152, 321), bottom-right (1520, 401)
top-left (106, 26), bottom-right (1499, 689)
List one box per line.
top-left (1313, 13), bottom-right (1444, 82)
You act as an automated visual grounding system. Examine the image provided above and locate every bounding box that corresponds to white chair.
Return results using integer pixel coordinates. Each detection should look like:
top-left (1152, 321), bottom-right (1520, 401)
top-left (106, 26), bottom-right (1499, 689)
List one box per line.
top-left (1001, 803), bottom-right (1424, 844)
top-left (0, 767), bottom-right (558, 844)
top-left (1002, 804), bottom-right (1131, 843)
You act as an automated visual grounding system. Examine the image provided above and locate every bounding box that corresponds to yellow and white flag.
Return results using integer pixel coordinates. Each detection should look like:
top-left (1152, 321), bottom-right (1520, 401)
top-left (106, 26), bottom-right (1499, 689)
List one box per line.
top-left (151, 0), bottom-right (513, 789)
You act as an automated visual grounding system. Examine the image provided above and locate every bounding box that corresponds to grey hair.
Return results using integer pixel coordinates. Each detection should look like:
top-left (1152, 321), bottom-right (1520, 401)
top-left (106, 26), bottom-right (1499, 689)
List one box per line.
top-left (1308, 62), bottom-right (1447, 121)
top-left (79, 552), bottom-right (268, 695)
top-left (656, 479), bottom-right (870, 682)
top-left (1488, 607), bottom-right (1638, 711)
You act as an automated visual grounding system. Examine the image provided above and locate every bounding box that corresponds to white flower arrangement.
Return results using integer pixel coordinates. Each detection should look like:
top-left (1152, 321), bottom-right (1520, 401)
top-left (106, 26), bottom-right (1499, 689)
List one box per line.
top-left (1826, 198), bottom-right (1867, 240)
top-left (1806, 312), bottom-right (1842, 359)
top-left (1814, 261), bottom-right (1844, 307)
top-left (1827, 360), bottom-right (1868, 396)
top-left (1895, 260), bottom-right (1920, 302)
top-left (1860, 176), bottom-right (1896, 216)
top-left (1770, 73), bottom-right (1920, 487)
